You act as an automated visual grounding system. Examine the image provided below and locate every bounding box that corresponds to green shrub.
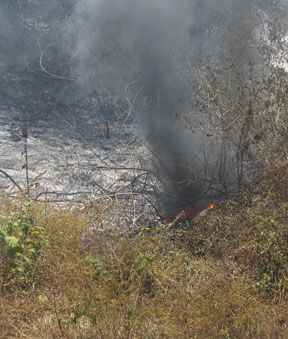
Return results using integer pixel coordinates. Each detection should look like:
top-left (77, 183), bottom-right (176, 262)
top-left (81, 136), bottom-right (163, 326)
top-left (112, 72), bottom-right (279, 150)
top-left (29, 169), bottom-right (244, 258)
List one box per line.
top-left (0, 202), bottom-right (47, 288)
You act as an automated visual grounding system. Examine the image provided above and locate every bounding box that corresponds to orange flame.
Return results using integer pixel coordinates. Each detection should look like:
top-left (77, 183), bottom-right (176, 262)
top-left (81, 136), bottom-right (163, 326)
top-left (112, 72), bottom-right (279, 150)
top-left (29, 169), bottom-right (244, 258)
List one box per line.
top-left (162, 200), bottom-right (217, 224)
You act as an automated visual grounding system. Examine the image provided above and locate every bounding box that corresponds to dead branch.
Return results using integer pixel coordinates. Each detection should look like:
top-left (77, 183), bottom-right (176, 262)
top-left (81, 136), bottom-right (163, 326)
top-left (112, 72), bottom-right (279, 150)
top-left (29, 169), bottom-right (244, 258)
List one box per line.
top-left (0, 169), bottom-right (23, 192)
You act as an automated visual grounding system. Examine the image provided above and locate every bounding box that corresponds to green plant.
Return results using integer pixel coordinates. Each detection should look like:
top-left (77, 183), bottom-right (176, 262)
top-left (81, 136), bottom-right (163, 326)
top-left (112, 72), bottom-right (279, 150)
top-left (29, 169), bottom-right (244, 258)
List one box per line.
top-left (257, 218), bottom-right (288, 292)
top-left (85, 255), bottom-right (102, 285)
top-left (0, 202), bottom-right (47, 288)
top-left (132, 228), bottom-right (155, 275)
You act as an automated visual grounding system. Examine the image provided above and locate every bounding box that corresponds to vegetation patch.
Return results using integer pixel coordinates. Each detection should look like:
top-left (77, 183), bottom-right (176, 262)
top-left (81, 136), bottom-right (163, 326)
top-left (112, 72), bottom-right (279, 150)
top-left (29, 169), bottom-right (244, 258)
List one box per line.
top-left (1, 158), bottom-right (288, 338)
top-left (187, 157), bottom-right (288, 295)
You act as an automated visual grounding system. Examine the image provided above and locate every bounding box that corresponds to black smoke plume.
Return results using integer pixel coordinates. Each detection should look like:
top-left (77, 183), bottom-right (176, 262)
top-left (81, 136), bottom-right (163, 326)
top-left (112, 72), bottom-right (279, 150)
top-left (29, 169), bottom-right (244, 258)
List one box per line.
top-left (65, 0), bottom-right (278, 214)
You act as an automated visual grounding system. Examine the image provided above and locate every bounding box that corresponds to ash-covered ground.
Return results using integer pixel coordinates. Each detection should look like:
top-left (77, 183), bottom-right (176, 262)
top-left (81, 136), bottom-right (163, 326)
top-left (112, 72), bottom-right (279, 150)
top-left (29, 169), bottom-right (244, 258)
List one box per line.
top-left (0, 65), bottom-right (161, 228)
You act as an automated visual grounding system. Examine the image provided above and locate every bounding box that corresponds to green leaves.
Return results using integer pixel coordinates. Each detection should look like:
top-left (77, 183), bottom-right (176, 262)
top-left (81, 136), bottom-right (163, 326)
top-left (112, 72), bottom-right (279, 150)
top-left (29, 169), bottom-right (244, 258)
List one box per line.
top-left (0, 204), bottom-right (47, 287)
top-left (5, 235), bottom-right (20, 248)
top-left (133, 254), bottom-right (153, 276)
top-left (0, 228), bottom-right (6, 243)
top-left (85, 255), bottom-right (102, 285)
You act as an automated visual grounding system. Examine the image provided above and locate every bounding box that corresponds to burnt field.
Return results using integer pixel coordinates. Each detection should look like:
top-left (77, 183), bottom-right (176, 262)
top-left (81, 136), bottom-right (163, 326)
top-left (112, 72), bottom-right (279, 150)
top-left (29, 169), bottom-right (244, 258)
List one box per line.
top-left (0, 0), bottom-right (287, 229)
top-left (0, 64), bottom-right (163, 228)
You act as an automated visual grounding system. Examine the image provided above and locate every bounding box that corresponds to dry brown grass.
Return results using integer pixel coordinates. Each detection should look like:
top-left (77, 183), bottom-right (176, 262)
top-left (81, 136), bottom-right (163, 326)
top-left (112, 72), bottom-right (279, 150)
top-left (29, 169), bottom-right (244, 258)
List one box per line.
top-left (1, 158), bottom-right (288, 338)
top-left (187, 157), bottom-right (288, 295)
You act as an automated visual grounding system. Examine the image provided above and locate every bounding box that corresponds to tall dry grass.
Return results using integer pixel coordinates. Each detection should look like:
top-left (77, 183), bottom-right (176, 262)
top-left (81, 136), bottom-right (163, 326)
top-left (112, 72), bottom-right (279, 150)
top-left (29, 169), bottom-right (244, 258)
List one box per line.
top-left (1, 158), bottom-right (288, 338)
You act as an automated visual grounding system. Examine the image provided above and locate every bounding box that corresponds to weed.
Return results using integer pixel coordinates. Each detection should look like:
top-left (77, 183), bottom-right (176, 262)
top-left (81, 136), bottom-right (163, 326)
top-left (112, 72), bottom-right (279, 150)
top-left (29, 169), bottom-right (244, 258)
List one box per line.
top-left (0, 202), bottom-right (47, 289)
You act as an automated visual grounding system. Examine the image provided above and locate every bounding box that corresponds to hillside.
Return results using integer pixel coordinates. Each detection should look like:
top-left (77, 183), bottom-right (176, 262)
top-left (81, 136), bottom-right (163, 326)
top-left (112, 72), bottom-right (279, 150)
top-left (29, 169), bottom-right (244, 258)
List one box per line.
top-left (1, 156), bottom-right (288, 338)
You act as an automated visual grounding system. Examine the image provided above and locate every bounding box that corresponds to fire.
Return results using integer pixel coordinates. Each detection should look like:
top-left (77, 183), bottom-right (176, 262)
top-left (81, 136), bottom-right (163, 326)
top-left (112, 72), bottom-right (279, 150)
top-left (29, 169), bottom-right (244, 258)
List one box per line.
top-left (183, 205), bottom-right (194, 218)
top-left (161, 200), bottom-right (217, 224)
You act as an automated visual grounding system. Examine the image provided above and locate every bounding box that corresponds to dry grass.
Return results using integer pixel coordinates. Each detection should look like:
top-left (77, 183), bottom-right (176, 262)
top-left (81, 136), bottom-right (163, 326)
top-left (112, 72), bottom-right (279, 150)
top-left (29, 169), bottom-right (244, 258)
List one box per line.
top-left (187, 157), bottom-right (288, 295)
top-left (1, 158), bottom-right (288, 338)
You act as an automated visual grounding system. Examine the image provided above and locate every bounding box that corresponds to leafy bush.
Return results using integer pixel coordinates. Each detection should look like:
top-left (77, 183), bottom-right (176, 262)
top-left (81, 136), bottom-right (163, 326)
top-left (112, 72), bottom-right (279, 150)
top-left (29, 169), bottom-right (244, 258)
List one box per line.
top-left (0, 202), bottom-right (47, 288)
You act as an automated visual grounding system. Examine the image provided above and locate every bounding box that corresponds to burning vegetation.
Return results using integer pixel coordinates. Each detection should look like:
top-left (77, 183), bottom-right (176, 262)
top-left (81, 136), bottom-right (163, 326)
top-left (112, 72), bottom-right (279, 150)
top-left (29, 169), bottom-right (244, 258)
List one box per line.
top-left (162, 199), bottom-right (217, 225)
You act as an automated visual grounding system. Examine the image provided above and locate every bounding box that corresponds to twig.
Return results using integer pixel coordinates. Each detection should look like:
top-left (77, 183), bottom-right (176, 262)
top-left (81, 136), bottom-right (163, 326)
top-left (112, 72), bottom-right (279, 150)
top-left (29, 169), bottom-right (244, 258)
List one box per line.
top-left (39, 45), bottom-right (80, 81)
top-left (22, 127), bottom-right (29, 195)
top-left (53, 292), bottom-right (65, 337)
top-left (0, 169), bottom-right (23, 192)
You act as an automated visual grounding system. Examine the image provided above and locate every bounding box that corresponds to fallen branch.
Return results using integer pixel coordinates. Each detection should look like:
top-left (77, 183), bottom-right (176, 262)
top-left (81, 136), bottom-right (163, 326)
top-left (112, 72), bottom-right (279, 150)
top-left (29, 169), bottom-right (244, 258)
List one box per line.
top-left (0, 169), bottom-right (23, 192)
